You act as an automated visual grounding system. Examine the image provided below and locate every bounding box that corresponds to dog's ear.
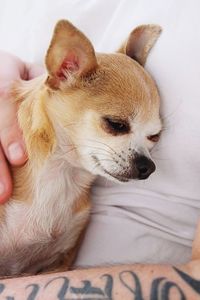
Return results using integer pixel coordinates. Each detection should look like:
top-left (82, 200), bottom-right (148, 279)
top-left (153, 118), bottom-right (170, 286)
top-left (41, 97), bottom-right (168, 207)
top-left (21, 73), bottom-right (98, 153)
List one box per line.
top-left (45, 20), bottom-right (98, 89)
top-left (118, 25), bottom-right (162, 66)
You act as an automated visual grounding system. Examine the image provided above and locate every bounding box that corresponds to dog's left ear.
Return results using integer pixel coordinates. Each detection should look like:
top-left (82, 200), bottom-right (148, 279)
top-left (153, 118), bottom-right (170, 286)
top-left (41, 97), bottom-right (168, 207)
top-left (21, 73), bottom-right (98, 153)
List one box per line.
top-left (118, 25), bottom-right (162, 66)
top-left (45, 20), bottom-right (98, 89)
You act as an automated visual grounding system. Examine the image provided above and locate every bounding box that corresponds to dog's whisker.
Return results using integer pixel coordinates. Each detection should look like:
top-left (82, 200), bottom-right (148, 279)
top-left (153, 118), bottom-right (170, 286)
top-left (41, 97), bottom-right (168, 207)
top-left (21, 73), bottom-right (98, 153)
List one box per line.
top-left (94, 158), bottom-right (115, 163)
top-left (151, 147), bottom-right (166, 155)
top-left (86, 138), bottom-right (118, 155)
top-left (59, 146), bottom-right (116, 161)
top-left (65, 143), bottom-right (115, 156)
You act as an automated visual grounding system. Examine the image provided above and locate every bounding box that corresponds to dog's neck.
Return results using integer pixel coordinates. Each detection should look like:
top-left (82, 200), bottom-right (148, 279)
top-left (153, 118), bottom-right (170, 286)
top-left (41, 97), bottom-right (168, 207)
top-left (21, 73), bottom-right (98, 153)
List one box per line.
top-left (12, 75), bottom-right (94, 205)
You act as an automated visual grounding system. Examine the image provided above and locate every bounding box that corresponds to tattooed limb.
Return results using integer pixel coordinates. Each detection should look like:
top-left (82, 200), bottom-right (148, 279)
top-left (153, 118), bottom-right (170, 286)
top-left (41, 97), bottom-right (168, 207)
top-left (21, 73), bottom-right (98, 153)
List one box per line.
top-left (0, 262), bottom-right (200, 300)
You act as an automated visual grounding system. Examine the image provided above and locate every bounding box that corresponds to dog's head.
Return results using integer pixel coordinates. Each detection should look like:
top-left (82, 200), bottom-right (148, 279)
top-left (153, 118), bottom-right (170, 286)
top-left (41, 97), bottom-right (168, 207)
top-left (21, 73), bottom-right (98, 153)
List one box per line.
top-left (44, 20), bottom-right (162, 182)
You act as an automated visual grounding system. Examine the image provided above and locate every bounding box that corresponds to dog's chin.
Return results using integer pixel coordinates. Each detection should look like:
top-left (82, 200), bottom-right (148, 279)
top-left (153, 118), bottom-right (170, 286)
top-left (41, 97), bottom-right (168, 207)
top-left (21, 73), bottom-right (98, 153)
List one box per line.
top-left (102, 170), bottom-right (131, 183)
top-left (90, 155), bottom-right (131, 183)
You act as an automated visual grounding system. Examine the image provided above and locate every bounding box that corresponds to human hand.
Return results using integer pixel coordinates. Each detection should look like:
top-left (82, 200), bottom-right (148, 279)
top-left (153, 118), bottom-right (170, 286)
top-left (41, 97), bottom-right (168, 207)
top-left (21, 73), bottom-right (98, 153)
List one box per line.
top-left (0, 51), bottom-right (44, 203)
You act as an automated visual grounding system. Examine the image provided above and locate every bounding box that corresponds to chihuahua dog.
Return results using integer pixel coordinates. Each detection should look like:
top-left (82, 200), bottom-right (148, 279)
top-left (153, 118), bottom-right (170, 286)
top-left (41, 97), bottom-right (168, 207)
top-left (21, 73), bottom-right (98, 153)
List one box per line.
top-left (0, 20), bottom-right (161, 277)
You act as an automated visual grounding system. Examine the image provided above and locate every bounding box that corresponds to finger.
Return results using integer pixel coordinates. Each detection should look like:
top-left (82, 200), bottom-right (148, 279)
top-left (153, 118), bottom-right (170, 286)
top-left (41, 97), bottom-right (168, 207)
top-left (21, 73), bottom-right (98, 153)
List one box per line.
top-left (0, 145), bottom-right (12, 203)
top-left (192, 219), bottom-right (200, 260)
top-left (26, 62), bottom-right (45, 79)
top-left (0, 95), bottom-right (27, 166)
top-left (0, 120), bottom-right (27, 166)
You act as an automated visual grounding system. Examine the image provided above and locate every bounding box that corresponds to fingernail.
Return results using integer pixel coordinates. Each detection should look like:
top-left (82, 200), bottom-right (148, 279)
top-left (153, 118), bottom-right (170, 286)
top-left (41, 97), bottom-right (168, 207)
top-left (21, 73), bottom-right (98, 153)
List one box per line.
top-left (8, 142), bottom-right (24, 161)
top-left (0, 182), bottom-right (5, 195)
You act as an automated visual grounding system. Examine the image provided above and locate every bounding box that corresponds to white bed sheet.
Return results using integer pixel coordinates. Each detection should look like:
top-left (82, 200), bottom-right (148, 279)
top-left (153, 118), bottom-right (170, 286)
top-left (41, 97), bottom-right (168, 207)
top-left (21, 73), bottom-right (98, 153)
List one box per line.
top-left (0, 0), bottom-right (200, 266)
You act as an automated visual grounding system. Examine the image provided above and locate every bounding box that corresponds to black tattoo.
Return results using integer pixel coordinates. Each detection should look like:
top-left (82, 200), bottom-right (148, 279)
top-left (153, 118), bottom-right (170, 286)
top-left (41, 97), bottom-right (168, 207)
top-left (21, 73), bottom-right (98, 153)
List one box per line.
top-left (0, 283), bottom-right (5, 294)
top-left (44, 274), bottom-right (113, 300)
top-left (160, 280), bottom-right (186, 300)
top-left (119, 270), bottom-right (187, 300)
top-left (119, 270), bottom-right (144, 300)
top-left (150, 276), bottom-right (187, 300)
top-left (70, 280), bottom-right (105, 295)
top-left (101, 274), bottom-right (113, 299)
top-left (150, 277), bottom-right (166, 300)
top-left (45, 276), bottom-right (69, 300)
top-left (0, 284), bottom-right (14, 300)
top-left (26, 284), bottom-right (40, 300)
top-left (174, 267), bottom-right (200, 294)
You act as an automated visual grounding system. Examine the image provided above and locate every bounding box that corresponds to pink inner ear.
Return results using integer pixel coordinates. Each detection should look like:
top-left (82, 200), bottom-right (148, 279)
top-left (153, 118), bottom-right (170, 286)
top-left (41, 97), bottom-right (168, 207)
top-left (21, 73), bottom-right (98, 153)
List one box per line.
top-left (56, 53), bottom-right (79, 80)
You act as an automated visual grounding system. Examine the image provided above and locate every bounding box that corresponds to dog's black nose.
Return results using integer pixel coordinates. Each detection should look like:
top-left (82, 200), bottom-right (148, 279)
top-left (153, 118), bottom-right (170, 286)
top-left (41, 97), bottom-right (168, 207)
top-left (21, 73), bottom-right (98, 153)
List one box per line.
top-left (135, 155), bottom-right (156, 179)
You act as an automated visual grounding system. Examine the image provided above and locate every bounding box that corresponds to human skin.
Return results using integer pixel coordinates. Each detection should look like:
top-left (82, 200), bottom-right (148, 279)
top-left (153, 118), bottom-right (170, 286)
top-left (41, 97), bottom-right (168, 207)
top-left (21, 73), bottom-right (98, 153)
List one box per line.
top-left (0, 52), bottom-right (200, 299)
top-left (0, 261), bottom-right (200, 299)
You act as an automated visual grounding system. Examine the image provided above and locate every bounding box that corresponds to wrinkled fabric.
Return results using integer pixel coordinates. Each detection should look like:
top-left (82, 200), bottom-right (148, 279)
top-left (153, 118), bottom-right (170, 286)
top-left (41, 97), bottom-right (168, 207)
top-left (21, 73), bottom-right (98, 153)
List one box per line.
top-left (0, 0), bottom-right (200, 266)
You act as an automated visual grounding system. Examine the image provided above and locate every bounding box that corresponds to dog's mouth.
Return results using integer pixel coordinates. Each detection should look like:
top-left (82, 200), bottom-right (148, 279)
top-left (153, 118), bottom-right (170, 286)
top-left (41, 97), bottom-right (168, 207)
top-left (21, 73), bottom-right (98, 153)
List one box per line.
top-left (92, 155), bottom-right (129, 182)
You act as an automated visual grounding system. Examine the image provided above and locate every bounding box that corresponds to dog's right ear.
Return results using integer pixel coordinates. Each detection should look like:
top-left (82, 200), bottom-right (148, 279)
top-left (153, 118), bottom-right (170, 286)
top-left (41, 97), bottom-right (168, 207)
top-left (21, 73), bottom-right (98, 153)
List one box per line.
top-left (118, 25), bottom-right (162, 66)
top-left (45, 20), bottom-right (98, 89)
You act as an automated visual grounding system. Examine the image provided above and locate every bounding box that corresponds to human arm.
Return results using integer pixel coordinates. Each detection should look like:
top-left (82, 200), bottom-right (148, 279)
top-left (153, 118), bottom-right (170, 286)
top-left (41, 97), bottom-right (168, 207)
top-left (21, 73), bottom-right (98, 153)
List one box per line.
top-left (0, 261), bottom-right (199, 299)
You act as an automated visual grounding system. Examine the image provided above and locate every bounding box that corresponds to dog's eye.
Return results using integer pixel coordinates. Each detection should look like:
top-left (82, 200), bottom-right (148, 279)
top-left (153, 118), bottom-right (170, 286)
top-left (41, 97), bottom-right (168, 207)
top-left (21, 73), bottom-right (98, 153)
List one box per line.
top-left (102, 117), bottom-right (130, 135)
top-left (147, 132), bottom-right (161, 142)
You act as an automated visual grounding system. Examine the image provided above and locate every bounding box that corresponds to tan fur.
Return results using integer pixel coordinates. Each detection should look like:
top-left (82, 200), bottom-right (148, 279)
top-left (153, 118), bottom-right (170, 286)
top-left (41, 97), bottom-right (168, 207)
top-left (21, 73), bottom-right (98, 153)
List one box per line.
top-left (118, 24), bottom-right (162, 66)
top-left (17, 82), bottom-right (56, 162)
top-left (11, 163), bottom-right (33, 202)
top-left (46, 20), bottom-right (98, 89)
top-left (72, 190), bottom-right (91, 214)
top-left (0, 20), bottom-right (162, 277)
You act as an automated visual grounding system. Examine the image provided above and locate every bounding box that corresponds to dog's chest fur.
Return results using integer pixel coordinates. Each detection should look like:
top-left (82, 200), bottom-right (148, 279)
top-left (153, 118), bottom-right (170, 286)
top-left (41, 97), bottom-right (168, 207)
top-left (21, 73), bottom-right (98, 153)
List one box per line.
top-left (0, 156), bottom-right (93, 276)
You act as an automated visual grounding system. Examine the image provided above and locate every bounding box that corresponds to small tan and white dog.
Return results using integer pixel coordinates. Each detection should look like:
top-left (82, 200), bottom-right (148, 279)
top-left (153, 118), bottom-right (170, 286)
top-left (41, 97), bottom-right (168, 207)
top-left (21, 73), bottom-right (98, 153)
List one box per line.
top-left (0, 20), bottom-right (162, 277)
